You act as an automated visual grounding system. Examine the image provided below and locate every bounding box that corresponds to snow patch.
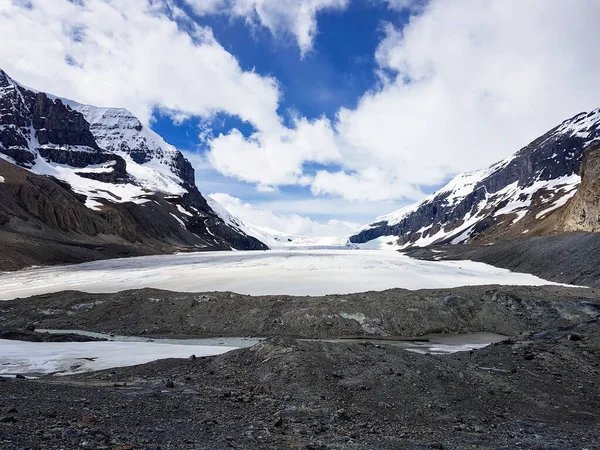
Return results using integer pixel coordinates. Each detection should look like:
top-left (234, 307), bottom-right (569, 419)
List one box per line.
top-left (176, 204), bottom-right (193, 216)
top-left (31, 155), bottom-right (150, 206)
top-left (170, 212), bottom-right (187, 228)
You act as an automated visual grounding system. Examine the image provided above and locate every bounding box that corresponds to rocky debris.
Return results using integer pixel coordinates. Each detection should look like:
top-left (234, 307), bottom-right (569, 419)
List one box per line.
top-left (0, 159), bottom-right (266, 271)
top-left (404, 231), bottom-right (600, 288)
top-left (0, 329), bottom-right (106, 342)
top-left (1, 319), bottom-right (598, 449)
top-left (1, 285), bottom-right (598, 340)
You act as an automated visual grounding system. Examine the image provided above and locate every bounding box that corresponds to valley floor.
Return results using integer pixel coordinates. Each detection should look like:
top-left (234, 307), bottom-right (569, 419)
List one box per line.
top-left (1, 251), bottom-right (599, 449)
top-left (1, 318), bottom-right (598, 450)
top-left (0, 248), bottom-right (569, 300)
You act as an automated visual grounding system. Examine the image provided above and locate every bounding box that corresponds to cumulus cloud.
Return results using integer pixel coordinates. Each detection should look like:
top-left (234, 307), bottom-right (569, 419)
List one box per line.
top-left (382, 0), bottom-right (422, 11)
top-left (0, 0), bottom-right (280, 129)
top-left (183, 0), bottom-right (349, 56)
top-left (3, 0), bottom-right (600, 217)
top-left (208, 116), bottom-right (340, 186)
top-left (209, 193), bottom-right (358, 236)
top-left (205, 0), bottom-right (600, 202)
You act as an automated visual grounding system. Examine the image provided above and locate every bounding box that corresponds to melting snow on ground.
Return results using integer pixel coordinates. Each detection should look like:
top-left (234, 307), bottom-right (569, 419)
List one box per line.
top-left (0, 339), bottom-right (237, 377)
top-left (0, 249), bottom-right (571, 300)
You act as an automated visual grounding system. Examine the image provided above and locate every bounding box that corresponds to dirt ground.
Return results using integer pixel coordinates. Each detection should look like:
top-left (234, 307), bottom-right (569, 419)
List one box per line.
top-left (1, 320), bottom-right (598, 449)
top-left (1, 286), bottom-right (599, 449)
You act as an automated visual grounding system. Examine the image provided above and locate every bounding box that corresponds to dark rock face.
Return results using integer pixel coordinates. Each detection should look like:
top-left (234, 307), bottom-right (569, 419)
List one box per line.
top-left (172, 151), bottom-right (195, 188)
top-left (0, 69), bottom-right (267, 266)
top-left (0, 71), bottom-right (99, 168)
top-left (31, 94), bottom-right (99, 149)
top-left (181, 189), bottom-right (268, 250)
top-left (38, 147), bottom-right (128, 177)
top-left (351, 110), bottom-right (600, 245)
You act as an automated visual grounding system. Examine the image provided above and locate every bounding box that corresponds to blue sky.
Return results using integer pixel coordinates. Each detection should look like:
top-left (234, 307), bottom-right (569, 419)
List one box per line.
top-left (2, 0), bottom-right (599, 236)
top-left (151, 0), bottom-right (413, 228)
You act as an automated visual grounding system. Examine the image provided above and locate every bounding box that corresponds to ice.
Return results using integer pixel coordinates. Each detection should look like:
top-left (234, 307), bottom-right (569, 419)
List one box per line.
top-left (0, 339), bottom-right (237, 377)
top-left (325, 332), bottom-right (507, 355)
top-left (0, 249), bottom-right (571, 301)
top-left (0, 175), bottom-right (4, 183)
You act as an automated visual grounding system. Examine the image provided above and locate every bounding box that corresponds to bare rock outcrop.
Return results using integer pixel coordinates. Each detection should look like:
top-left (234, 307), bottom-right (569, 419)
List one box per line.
top-left (559, 142), bottom-right (600, 232)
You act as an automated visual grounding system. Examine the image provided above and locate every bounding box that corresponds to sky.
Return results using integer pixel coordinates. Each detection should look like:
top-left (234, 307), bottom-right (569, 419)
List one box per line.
top-left (1, 0), bottom-right (599, 236)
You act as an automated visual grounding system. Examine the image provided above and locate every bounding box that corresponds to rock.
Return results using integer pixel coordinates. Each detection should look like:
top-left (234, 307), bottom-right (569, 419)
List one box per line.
top-left (15, 374), bottom-right (26, 379)
top-left (560, 142), bottom-right (600, 232)
top-left (0, 416), bottom-right (17, 423)
top-left (0, 70), bottom-right (269, 273)
top-left (165, 380), bottom-right (175, 389)
top-left (79, 414), bottom-right (98, 426)
top-left (350, 110), bottom-right (600, 247)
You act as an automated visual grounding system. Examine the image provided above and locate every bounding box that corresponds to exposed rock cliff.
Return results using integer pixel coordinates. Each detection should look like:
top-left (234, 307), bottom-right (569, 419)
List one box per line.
top-left (0, 69), bottom-right (266, 270)
top-left (559, 142), bottom-right (600, 232)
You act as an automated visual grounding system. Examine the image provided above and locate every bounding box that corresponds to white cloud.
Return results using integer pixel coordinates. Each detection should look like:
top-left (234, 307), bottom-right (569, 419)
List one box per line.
top-left (209, 193), bottom-right (359, 236)
top-left (244, 197), bottom-right (409, 223)
top-left (206, 0), bottom-right (600, 203)
top-left (207, 116), bottom-right (341, 186)
top-left (381, 0), bottom-right (422, 11)
top-left (311, 167), bottom-right (426, 202)
top-left (183, 0), bottom-right (349, 56)
top-left (0, 0), bottom-right (281, 130)
top-left (3, 0), bottom-right (600, 225)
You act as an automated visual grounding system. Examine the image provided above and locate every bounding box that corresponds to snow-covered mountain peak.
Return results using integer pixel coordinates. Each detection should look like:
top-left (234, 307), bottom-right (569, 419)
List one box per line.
top-left (0, 69), bottom-right (267, 251)
top-left (554, 108), bottom-right (600, 140)
top-left (68, 103), bottom-right (191, 197)
top-left (352, 109), bottom-right (600, 248)
top-left (0, 70), bottom-right (13, 88)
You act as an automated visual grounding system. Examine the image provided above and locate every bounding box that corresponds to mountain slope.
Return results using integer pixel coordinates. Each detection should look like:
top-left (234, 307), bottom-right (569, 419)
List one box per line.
top-left (0, 69), bottom-right (266, 269)
top-left (351, 109), bottom-right (600, 247)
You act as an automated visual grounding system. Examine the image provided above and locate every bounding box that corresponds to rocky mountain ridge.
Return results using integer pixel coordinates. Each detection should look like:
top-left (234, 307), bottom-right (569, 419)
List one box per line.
top-left (351, 109), bottom-right (600, 247)
top-left (0, 69), bottom-right (266, 270)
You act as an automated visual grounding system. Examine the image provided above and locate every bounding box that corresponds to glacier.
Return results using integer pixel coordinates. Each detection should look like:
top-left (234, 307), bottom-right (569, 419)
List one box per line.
top-left (0, 249), bottom-right (572, 301)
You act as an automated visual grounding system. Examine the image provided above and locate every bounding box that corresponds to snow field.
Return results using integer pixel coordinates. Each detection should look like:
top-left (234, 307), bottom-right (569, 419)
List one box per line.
top-left (0, 249), bottom-right (569, 300)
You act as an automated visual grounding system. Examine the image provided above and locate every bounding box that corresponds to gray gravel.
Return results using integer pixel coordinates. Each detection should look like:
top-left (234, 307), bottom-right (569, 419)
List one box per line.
top-left (404, 232), bottom-right (600, 287)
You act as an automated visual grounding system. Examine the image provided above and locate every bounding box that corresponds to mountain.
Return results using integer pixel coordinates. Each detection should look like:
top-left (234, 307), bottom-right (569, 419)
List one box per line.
top-left (351, 109), bottom-right (600, 247)
top-left (206, 196), bottom-right (349, 249)
top-left (0, 69), bottom-right (266, 269)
